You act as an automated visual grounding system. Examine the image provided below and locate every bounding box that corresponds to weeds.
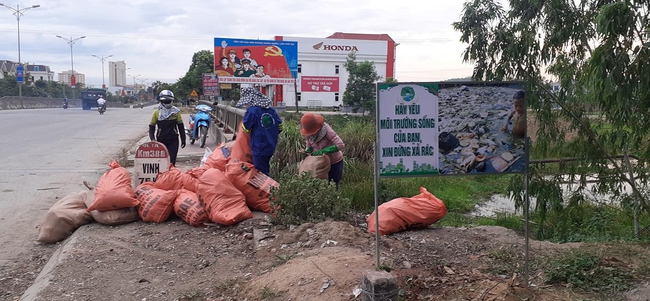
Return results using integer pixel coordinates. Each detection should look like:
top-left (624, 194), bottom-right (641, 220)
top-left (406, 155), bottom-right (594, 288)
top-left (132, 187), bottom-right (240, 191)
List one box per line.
top-left (270, 173), bottom-right (350, 225)
top-left (544, 250), bottom-right (634, 293)
top-left (176, 290), bottom-right (207, 301)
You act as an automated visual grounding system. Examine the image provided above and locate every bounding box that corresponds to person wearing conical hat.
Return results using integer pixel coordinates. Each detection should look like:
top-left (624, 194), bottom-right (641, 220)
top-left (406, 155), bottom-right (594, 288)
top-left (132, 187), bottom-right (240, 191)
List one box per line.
top-left (237, 87), bottom-right (284, 176)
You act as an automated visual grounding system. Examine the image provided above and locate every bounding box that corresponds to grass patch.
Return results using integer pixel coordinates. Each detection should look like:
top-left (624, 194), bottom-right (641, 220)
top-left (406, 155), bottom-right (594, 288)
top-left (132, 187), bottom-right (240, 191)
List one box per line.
top-left (544, 250), bottom-right (634, 293)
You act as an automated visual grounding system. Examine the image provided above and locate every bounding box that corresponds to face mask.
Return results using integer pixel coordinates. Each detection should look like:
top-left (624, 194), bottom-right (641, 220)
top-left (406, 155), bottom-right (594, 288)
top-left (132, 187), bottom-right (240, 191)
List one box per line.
top-left (163, 103), bottom-right (172, 109)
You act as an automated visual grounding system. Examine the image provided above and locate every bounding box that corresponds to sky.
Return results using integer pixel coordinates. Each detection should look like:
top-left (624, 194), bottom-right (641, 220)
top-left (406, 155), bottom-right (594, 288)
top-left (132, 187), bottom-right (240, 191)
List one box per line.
top-left (0, 0), bottom-right (482, 88)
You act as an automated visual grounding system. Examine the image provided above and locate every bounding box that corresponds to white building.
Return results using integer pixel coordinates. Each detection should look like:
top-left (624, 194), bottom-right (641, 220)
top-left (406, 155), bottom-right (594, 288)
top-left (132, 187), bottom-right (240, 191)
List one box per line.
top-left (1, 60), bottom-right (55, 82)
top-left (108, 60), bottom-right (127, 87)
top-left (58, 70), bottom-right (86, 86)
top-left (26, 64), bottom-right (55, 82)
top-left (273, 32), bottom-right (396, 108)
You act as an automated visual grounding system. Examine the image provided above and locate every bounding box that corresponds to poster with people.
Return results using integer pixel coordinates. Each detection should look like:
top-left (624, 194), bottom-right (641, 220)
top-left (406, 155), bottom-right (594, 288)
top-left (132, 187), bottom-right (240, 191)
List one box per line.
top-left (377, 81), bottom-right (527, 177)
top-left (214, 37), bottom-right (298, 85)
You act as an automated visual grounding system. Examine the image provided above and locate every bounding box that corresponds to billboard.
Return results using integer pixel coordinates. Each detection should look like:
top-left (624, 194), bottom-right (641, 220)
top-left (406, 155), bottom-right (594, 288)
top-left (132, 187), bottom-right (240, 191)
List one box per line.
top-left (202, 74), bottom-right (219, 96)
top-left (377, 81), bottom-right (527, 177)
top-left (300, 76), bottom-right (340, 92)
top-left (214, 37), bottom-right (298, 85)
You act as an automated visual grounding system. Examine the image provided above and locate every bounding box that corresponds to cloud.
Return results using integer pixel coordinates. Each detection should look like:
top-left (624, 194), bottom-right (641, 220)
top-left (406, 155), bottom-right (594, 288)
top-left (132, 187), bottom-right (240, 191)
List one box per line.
top-left (0, 0), bottom-right (475, 86)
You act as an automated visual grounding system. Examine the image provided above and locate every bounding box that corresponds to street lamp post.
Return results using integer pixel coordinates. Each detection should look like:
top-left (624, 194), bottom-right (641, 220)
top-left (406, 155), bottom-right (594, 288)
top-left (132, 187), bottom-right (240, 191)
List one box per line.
top-left (92, 54), bottom-right (113, 89)
top-left (0, 3), bottom-right (40, 97)
top-left (128, 74), bottom-right (140, 102)
top-left (56, 35), bottom-right (86, 98)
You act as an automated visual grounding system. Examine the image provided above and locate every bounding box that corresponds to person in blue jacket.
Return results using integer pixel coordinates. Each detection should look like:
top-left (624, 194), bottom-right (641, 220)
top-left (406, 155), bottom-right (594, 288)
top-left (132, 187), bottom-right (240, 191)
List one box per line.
top-left (237, 87), bottom-right (283, 176)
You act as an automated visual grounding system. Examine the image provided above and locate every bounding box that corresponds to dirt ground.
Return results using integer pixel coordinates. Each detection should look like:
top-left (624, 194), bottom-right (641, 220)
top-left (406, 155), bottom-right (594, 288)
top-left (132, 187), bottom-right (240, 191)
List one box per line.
top-left (2, 154), bottom-right (650, 301)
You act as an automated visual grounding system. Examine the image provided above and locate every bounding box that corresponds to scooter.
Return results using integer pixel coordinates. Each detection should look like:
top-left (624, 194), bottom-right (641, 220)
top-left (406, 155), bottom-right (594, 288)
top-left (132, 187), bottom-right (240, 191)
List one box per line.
top-left (185, 104), bottom-right (212, 148)
top-left (98, 104), bottom-right (106, 115)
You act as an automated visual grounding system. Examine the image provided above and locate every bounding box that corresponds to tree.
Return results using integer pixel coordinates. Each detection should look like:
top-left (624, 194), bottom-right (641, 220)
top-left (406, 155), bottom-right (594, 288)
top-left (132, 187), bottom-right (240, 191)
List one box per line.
top-left (453, 0), bottom-right (650, 237)
top-left (151, 80), bottom-right (174, 99)
top-left (343, 52), bottom-right (381, 114)
top-left (174, 50), bottom-right (214, 99)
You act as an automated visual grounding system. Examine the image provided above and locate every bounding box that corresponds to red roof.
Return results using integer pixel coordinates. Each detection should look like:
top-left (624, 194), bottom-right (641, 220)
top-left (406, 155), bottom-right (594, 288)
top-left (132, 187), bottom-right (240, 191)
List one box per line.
top-left (327, 32), bottom-right (395, 42)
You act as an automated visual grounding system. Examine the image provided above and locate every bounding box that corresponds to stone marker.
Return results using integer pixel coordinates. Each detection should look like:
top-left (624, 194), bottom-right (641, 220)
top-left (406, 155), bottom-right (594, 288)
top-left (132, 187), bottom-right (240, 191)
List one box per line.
top-left (361, 270), bottom-right (399, 301)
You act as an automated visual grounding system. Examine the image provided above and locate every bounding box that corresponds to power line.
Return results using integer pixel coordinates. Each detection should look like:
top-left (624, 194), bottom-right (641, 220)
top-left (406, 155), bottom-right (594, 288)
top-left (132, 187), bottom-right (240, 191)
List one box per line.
top-left (0, 28), bottom-right (455, 44)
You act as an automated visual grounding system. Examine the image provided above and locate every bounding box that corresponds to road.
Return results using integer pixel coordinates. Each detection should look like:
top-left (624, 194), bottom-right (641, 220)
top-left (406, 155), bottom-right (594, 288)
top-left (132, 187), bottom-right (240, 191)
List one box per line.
top-left (0, 106), bottom-right (152, 267)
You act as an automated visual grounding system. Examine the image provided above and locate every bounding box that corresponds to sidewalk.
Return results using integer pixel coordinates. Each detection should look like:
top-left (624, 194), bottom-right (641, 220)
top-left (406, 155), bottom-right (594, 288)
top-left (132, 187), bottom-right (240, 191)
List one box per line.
top-left (126, 114), bottom-right (233, 166)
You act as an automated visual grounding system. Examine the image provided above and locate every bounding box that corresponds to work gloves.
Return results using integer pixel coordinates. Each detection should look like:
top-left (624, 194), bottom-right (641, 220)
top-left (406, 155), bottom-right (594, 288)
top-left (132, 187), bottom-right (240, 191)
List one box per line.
top-left (311, 145), bottom-right (338, 156)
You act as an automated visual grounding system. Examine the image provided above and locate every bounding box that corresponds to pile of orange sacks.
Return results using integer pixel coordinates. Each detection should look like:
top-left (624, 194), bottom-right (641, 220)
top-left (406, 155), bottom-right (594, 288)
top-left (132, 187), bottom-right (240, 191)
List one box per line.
top-left (86, 126), bottom-right (278, 227)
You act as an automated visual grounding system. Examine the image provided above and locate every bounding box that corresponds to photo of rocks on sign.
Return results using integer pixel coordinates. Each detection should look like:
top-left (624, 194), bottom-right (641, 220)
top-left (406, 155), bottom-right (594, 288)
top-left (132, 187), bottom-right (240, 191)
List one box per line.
top-left (437, 84), bottom-right (527, 175)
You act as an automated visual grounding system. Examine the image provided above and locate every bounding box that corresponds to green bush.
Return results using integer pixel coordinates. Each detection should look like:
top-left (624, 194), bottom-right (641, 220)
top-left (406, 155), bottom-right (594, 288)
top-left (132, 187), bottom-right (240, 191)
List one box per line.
top-left (270, 173), bottom-right (351, 225)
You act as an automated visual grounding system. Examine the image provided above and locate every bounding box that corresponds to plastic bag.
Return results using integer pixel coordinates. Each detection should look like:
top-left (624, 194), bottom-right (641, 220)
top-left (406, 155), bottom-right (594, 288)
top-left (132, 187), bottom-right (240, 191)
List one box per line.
top-left (153, 164), bottom-right (184, 190)
top-left (299, 155), bottom-right (331, 180)
top-left (173, 189), bottom-right (209, 227)
top-left (87, 160), bottom-right (138, 212)
top-left (225, 161), bottom-right (279, 213)
top-left (38, 191), bottom-right (93, 243)
top-left (200, 147), bottom-right (213, 166)
top-left (180, 165), bottom-right (210, 192)
top-left (367, 187), bottom-right (447, 235)
top-left (228, 121), bottom-right (252, 164)
top-left (204, 144), bottom-right (229, 171)
top-left (197, 168), bottom-right (253, 225)
top-left (83, 190), bottom-right (140, 226)
top-left (135, 182), bottom-right (178, 223)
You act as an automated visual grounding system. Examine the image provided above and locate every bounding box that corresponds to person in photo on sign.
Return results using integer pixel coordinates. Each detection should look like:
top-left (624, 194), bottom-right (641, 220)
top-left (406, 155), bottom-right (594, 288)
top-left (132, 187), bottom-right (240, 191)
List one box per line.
top-left (251, 65), bottom-right (270, 78)
top-left (221, 40), bottom-right (241, 71)
top-left (235, 59), bottom-right (257, 77)
top-left (242, 48), bottom-right (258, 67)
top-left (149, 90), bottom-right (186, 166)
top-left (215, 57), bottom-right (234, 77)
top-left (238, 87), bottom-right (284, 176)
top-left (501, 90), bottom-right (526, 138)
top-left (300, 113), bottom-right (345, 189)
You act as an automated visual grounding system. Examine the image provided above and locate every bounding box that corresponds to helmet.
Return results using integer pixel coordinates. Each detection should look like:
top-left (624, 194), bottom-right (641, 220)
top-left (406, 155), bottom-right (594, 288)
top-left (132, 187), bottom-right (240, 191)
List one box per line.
top-left (158, 90), bottom-right (174, 108)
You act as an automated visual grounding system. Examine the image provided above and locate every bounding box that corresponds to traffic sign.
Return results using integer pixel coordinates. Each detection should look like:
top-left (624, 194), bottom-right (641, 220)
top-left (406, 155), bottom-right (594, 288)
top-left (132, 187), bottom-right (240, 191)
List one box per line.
top-left (133, 141), bottom-right (170, 186)
top-left (190, 89), bottom-right (199, 98)
top-left (16, 65), bottom-right (24, 84)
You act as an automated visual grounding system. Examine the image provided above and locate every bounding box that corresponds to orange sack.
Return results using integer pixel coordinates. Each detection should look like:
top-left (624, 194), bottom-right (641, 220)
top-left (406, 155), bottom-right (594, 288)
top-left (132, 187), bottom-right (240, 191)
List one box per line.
top-left (228, 121), bottom-right (252, 164)
top-left (180, 165), bottom-right (210, 192)
top-left (153, 164), bottom-right (184, 190)
top-left (87, 160), bottom-right (138, 212)
top-left (135, 182), bottom-right (178, 223)
top-left (225, 161), bottom-right (279, 213)
top-left (367, 187), bottom-right (447, 235)
top-left (197, 168), bottom-right (253, 225)
top-left (173, 189), bottom-right (209, 227)
top-left (204, 144), bottom-right (230, 171)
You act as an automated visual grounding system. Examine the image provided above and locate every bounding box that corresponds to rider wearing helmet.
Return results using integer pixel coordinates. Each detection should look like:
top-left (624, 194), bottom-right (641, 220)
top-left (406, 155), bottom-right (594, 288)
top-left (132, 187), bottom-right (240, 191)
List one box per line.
top-left (149, 90), bottom-right (186, 165)
top-left (97, 96), bottom-right (106, 110)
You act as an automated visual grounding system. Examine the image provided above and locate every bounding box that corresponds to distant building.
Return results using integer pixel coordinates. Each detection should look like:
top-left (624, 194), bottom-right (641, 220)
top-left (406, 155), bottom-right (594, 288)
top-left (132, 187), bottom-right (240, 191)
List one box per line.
top-left (1, 60), bottom-right (55, 82)
top-left (273, 32), bottom-right (396, 108)
top-left (26, 64), bottom-right (55, 82)
top-left (58, 70), bottom-right (86, 86)
top-left (0, 60), bottom-right (19, 79)
top-left (108, 60), bottom-right (127, 87)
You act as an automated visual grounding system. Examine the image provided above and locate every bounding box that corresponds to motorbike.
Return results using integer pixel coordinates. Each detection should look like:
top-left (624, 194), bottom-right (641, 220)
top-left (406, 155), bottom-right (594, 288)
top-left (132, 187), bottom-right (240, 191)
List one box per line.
top-left (98, 103), bottom-right (106, 115)
top-left (185, 104), bottom-right (212, 148)
top-left (140, 103), bottom-right (144, 109)
top-left (63, 102), bottom-right (68, 109)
